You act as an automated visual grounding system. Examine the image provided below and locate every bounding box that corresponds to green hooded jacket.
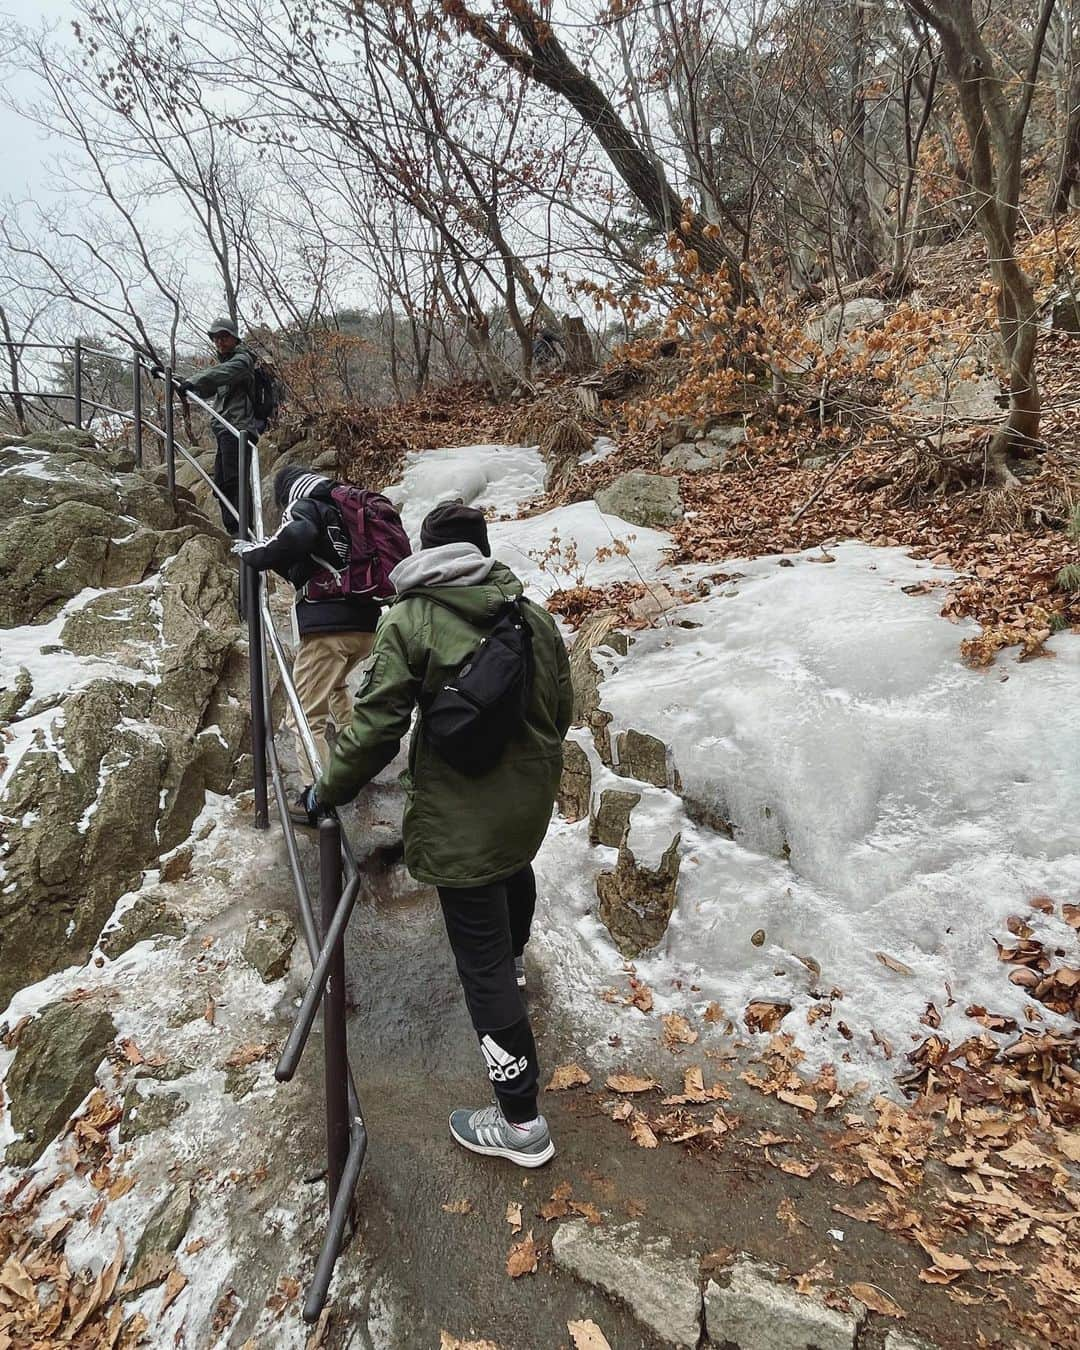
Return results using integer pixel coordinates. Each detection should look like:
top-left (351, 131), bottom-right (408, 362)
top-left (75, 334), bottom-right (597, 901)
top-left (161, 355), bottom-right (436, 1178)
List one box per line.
top-left (317, 546), bottom-right (573, 889)
top-left (187, 344), bottom-right (257, 432)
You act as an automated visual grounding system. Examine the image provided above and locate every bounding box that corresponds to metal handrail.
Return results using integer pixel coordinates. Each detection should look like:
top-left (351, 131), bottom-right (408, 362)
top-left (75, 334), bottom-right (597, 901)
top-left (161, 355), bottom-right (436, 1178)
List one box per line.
top-left (3, 341), bottom-right (368, 1321)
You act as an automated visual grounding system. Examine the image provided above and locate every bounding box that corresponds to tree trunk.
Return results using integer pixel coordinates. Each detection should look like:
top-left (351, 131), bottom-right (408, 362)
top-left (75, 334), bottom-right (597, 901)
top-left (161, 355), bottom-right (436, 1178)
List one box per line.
top-left (0, 306), bottom-right (28, 433)
top-left (447, 1), bottom-right (752, 301)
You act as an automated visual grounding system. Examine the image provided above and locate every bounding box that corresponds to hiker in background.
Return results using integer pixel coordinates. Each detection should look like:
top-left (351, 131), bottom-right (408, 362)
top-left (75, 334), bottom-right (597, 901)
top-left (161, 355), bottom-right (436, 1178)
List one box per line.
top-left (238, 464), bottom-right (410, 822)
top-left (175, 318), bottom-right (266, 534)
top-left (308, 502), bottom-right (573, 1168)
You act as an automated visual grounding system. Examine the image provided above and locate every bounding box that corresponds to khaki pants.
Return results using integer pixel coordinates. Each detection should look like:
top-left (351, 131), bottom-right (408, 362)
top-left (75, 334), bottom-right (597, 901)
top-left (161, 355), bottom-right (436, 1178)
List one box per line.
top-left (291, 630), bottom-right (375, 780)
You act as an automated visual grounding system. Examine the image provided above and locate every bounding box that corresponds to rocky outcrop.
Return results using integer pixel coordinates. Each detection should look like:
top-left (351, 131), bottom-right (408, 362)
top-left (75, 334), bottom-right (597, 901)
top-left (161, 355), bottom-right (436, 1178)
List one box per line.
top-left (616, 729), bottom-right (670, 788)
top-left (661, 425), bottom-right (746, 474)
top-left (596, 833), bottom-right (681, 958)
top-left (595, 472), bottom-right (684, 528)
top-left (242, 910), bottom-right (296, 983)
top-left (4, 1000), bottom-right (116, 1165)
top-left (557, 738), bottom-right (592, 822)
top-left (589, 789), bottom-right (640, 847)
top-left (568, 611), bottom-right (628, 764)
top-left (0, 434), bottom-right (249, 1005)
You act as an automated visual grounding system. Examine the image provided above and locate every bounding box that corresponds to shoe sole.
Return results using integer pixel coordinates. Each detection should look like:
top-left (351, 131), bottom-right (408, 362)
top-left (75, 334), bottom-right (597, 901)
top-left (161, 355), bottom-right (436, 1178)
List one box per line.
top-left (448, 1117), bottom-right (555, 1168)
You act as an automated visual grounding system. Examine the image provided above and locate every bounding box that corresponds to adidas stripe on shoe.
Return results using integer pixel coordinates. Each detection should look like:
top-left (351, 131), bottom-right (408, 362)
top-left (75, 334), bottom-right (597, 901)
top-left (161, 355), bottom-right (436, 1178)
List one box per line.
top-left (448, 1104), bottom-right (554, 1167)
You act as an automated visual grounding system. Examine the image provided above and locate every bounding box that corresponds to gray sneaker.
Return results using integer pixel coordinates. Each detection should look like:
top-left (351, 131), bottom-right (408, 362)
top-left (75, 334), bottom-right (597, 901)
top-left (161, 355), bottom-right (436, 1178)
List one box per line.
top-left (514, 956), bottom-right (526, 989)
top-left (448, 1104), bottom-right (554, 1168)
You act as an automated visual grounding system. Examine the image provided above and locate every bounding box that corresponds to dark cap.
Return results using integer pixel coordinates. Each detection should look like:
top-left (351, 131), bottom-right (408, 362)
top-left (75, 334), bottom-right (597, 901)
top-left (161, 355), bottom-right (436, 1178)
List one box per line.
top-left (419, 500), bottom-right (491, 557)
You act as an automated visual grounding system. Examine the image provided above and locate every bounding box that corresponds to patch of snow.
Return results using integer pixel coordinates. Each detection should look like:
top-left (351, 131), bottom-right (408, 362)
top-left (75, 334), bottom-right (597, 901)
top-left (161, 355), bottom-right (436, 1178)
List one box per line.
top-left (384, 442), bottom-right (547, 539)
top-left (579, 435), bottom-right (619, 466)
top-left (490, 501), bottom-right (672, 597)
top-left (534, 543), bottom-right (1080, 1086)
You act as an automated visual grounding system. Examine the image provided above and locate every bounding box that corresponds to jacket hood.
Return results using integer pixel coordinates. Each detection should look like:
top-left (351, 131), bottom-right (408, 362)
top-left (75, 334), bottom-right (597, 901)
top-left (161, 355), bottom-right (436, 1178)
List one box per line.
top-left (285, 471), bottom-right (334, 505)
top-left (390, 544), bottom-right (523, 623)
top-left (390, 542), bottom-right (496, 592)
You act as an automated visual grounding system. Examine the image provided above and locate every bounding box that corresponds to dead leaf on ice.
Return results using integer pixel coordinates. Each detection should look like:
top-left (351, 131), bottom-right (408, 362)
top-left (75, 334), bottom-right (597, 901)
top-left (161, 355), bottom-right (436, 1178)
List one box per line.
top-left (661, 1012), bottom-right (698, 1049)
top-left (506, 1231), bottom-right (538, 1278)
top-left (160, 1269), bottom-right (188, 1315)
top-left (875, 952), bottom-right (914, 976)
top-left (568, 1319), bottom-right (612, 1350)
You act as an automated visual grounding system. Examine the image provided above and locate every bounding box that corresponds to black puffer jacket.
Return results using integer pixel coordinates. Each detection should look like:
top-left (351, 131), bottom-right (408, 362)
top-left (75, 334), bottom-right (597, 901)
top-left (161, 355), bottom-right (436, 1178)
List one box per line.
top-left (242, 471), bottom-right (380, 636)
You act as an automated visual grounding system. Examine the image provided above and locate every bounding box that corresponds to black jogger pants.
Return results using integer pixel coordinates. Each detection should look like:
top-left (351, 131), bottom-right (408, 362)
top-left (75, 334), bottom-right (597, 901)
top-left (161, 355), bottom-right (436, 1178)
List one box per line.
top-left (213, 426), bottom-right (257, 535)
top-left (437, 864), bottom-right (539, 1123)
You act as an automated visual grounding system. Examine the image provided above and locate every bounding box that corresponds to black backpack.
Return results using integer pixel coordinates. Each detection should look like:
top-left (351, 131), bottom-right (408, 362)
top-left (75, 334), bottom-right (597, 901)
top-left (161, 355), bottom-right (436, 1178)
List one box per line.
top-left (421, 597), bottom-right (534, 776)
top-left (250, 361), bottom-right (282, 431)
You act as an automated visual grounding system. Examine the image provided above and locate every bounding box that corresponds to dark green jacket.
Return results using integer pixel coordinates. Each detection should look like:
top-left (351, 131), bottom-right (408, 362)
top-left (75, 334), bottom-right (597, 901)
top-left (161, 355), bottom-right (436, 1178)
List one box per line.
top-left (187, 344), bottom-right (257, 432)
top-left (318, 560), bottom-right (573, 888)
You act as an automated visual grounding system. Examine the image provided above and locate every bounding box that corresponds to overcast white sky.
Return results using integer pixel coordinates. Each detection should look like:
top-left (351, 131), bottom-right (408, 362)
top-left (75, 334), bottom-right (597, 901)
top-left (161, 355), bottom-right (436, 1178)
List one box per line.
top-left (2, 0), bottom-right (77, 200)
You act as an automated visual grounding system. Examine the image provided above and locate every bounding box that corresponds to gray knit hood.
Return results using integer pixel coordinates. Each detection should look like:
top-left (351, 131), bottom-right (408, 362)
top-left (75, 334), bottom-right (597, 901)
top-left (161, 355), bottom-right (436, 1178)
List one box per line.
top-left (389, 542), bottom-right (497, 594)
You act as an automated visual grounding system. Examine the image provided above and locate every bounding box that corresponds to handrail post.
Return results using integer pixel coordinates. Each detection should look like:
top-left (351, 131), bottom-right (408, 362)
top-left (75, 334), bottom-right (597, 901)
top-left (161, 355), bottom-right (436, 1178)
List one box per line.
top-left (132, 353), bottom-right (143, 468)
top-left (163, 368), bottom-right (176, 501)
top-left (320, 817), bottom-right (348, 1211)
top-left (237, 430), bottom-right (249, 620)
top-left (73, 338), bottom-right (83, 429)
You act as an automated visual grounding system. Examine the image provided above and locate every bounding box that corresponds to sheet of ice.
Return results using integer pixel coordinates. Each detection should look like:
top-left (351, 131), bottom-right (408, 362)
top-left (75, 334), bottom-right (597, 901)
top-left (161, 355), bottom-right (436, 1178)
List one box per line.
top-left (489, 501), bottom-right (672, 598)
top-left (383, 442), bottom-right (546, 539)
top-left (534, 543), bottom-right (1080, 1084)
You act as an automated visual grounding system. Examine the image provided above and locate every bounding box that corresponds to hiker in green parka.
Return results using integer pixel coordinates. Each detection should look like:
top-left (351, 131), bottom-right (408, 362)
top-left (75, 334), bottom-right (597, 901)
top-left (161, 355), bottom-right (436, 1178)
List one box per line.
top-left (315, 501), bottom-right (573, 1168)
top-left (176, 317), bottom-right (259, 534)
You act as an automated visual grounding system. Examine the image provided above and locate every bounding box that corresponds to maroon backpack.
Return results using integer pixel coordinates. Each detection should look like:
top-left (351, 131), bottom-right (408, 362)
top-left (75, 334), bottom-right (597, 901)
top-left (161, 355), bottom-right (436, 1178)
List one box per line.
top-left (304, 486), bottom-right (411, 603)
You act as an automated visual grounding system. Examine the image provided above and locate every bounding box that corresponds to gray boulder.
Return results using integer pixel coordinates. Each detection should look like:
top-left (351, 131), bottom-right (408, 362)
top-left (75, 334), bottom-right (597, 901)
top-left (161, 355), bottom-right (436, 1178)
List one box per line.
top-left (242, 910), bottom-right (297, 983)
top-left (806, 297), bottom-right (886, 354)
top-left (552, 1220), bottom-right (701, 1347)
top-left (595, 472), bottom-right (683, 528)
top-left (5, 1001), bottom-right (116, 1165)
top-left (557, 739), bottom-right (592, 823)
top-left (705, 1256), bottom-right (864, 1350)
top-left (589, 789), bottom-right (641, 847)
top-left (616, 728), bottom-right (669, 788)
top-left (132, 1181), bottom-right (195, 1276)
top-left (597, 833), bottom-right (681, 957)
top-left (100, 892), bottom-right (186, 959)
top-left (568, 612), bottom-right (628, 765)
top-left (119, 1085), bottom-right (189, 1142)
top-left (662, 425), bottom-right (745, 473)
top-left (0, 440), bottom-right (249, 1004)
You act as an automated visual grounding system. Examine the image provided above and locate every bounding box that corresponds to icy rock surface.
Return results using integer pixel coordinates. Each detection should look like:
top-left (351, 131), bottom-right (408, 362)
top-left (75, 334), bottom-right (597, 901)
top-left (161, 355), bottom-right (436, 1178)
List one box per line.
top-left (384, 441), bottom-right (546, 539)
top-left (535, 543), bottom-right (1080, 1082)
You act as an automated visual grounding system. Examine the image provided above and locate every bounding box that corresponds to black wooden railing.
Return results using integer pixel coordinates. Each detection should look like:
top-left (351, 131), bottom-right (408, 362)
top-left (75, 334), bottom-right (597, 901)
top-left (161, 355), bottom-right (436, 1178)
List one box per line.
top-left (1, 343), bottom-right (366, 1321)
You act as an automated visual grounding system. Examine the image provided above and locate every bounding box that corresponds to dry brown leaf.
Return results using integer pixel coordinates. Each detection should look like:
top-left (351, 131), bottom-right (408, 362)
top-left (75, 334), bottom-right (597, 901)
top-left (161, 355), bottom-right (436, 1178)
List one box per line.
top-left (610, 1100), bottom-right (633, 1121)
top-left (203, 997), bottom-right (215, 1025)
top-left (547, 1063), bottom-right (591, 1091)
top-left (743, 1000), bottom-right (791, 1033)
top-left (1000, 1139), bottom-right (1056, 1172)
top-left (629, 1114), bottom-right (659, 1148)
top-left (777, 1196), bottom-right (804, 1234)
top-left (915, 1237), bottom-right (972, 1273)
top-left (222, 1042), bottom-right (270, 1069)
top-left (505, 1202), bottom-right (522, 1234)
top-left (994, 1217), bottom-right (1032, 1245)
top-left (661, 1012), bottom-right (698, 1049)
top-left (604, 1074), bottom-right (657, 1094)
top-left (861, 1151), bottom-right (906, 1191)
top-left (849, 1283), bottom-right (905, 1318)
top-left (569, 1199), bottom-right (603, 1226)
top-left (778, 1158), bottom-right (820, 1178)
top-left (0, 1258), bottom-right (34, 1303)
top-left (627, 984), bottom-right (653, 1013)
top-left (439, 1334), bottom-right (499, 1350)
top-left (160, 1269), bottom-right (188, 1315)
top-left (506, 1231), bottom-right (538, 1279)
top-left (1052, 1128), bottom-right (1080, 1163)
top-left (778, 1089), bottom-right (817, 1114)
top-left (702, 1002), bottom-right (723, 1023)
top-left (442, 1198), bottom-right (473, 1215)
top-left (568, 1319), bottom-right (612, 1350)
top-left (107, 1174), bottom-right (136, 1201)
top-left (918, 1267), bottom-right (962, 1286)
top-left (184, 1238), bottom-right (207, 1256)
top-left (875, 952), bottom-right (914, 976)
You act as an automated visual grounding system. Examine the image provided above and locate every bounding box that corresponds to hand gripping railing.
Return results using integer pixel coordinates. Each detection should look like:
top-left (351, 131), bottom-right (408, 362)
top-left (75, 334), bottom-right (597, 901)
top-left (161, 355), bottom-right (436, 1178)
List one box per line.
top-left (2, 343), bottom-right (367, 1321)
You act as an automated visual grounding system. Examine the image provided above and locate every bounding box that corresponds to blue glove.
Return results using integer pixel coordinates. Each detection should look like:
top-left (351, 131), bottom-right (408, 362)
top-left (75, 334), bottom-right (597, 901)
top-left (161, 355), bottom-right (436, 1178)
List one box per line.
top-left (302, 784), bottom-right (323, 827)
